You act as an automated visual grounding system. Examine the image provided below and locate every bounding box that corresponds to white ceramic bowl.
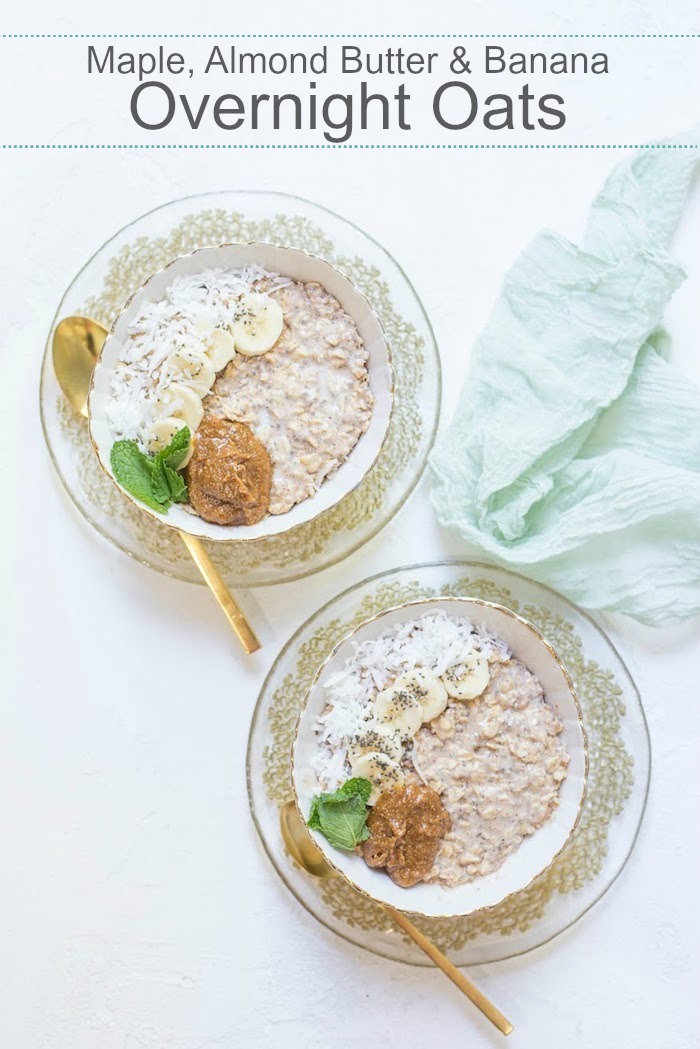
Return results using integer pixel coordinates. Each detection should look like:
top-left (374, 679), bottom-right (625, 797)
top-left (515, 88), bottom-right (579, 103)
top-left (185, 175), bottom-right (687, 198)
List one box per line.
top-left (88, 243), bottom-right (393, 542)
top-left (292, 597), bottom-right (588, 918)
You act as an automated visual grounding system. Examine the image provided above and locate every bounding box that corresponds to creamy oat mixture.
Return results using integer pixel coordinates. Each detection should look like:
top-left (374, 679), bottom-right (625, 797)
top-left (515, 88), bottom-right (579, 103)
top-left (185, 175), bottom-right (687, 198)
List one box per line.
top-left (206, 279), bottom-right (373, 515)
top-left (312, 612), bottom-right (569, 889)
top-left (413, 659), bottom-right (569, 886)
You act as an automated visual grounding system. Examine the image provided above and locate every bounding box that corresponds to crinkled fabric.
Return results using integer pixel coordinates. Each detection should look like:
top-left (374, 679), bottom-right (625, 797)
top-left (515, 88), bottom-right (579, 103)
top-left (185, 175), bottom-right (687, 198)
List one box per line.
top-left (430, 138), bottom-right (700, 625)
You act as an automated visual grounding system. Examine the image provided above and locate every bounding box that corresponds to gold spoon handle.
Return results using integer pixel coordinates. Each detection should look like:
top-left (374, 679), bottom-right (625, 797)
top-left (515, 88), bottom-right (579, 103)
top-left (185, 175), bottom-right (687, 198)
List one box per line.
top-left (178, 532), bottom-right (261, 654)
top-left (383, 905), bottom-right (513, 1036)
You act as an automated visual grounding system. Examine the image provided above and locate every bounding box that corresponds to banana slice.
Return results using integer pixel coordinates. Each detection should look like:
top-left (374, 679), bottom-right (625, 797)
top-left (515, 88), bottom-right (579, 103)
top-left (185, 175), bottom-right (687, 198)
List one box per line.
top-left (392, 669), bottom-right (448, 724)
top-left (232, 293), bottom-right (284, 356)
top-left (146, 417), bottom-right (191, 460)
top-left (206, 328), bottom-right (237, 372)
top-left (347, 723), bottom-right (403, 766)
top-left (160, 382), bottom-right (204, 432)
top-left (375, 686), bottom-right (423, 740)
top-left (351, 751), bottom-right (404, 806)
top-left (163, 347), bottom-right (215, 396)
top-left (442, 651), bottom-right (490, 701)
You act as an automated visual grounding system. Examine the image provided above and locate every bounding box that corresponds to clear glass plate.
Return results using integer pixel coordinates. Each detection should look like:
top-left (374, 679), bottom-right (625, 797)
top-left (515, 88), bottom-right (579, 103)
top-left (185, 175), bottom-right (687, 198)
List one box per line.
top-left (247, 560), bottom-right (650, 965)
top-left (39, 191), bottom-right (441, 586)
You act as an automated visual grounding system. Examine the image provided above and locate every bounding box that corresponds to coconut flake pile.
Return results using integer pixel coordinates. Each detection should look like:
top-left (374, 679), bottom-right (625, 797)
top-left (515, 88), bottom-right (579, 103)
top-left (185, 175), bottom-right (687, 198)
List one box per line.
top-left (312, 612), bottom-right (511, 791)
top-left (106, 265), bottom-right (291, 448)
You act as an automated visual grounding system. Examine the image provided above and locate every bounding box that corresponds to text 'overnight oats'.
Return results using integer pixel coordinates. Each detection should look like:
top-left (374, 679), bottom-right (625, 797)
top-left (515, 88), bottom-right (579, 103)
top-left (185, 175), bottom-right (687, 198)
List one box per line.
top-left (305, 612), bottom-right (570, 890)
top-left (106, 265), bottom-right (374, 525)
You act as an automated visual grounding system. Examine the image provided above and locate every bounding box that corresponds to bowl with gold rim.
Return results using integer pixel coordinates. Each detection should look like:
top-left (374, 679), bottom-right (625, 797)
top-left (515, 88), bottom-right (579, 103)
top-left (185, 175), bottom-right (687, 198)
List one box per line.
top-left (87, 242), bottom-right (393, 542)
top-left (292, 596), bottom-right (588, 918)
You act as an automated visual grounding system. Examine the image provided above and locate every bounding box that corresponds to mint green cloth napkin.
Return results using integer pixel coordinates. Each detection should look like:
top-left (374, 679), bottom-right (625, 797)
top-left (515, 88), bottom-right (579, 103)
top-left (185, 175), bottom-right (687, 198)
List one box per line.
top-left (430, 138), bottom-right (700, 625)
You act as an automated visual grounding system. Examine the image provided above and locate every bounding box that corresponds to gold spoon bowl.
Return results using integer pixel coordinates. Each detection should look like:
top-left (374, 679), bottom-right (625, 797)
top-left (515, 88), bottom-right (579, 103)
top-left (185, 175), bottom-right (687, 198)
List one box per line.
top-left (52, 316), bottom-right (107, 419)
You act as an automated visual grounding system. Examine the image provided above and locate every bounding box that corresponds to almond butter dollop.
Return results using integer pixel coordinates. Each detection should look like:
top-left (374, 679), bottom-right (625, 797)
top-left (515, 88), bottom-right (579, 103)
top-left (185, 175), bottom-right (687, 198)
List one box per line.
top-left (361, 782), bottom-right (451, 888)
top-left (185, 415), bottom-right (271, 526)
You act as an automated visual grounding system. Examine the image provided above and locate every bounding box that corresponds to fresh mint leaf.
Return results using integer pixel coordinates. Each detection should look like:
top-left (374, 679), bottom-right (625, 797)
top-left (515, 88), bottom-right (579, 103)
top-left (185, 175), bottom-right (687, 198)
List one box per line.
top-left (333, 777), bottom-right (373, 806)
top-left (151, 457), bottom-right (174, 508)
top-left (110, 440), bottom-right (164, 513)
top-left (307, 777), bottom-right (372, 851)
top-left (110, 427), bottom-right (190, 514)
top-left (309, 796), bottom-right (371, 851)
top-left (158, 425), bottom-right (191, 470)
top-left (163, 462), bottom-right (188, 503)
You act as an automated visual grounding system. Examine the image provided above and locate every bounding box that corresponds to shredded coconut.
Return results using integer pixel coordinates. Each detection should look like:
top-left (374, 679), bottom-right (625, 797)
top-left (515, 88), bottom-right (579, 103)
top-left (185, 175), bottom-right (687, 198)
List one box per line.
top-left (312, 612), bottom-right (510, 790)
top-left (107, 265), bottom-right (291, 448)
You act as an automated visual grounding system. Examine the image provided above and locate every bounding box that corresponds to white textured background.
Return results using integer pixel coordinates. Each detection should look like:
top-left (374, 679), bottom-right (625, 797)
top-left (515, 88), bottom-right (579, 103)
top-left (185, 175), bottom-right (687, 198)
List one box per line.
top-left (2, 2), bottom-right (700, 1047)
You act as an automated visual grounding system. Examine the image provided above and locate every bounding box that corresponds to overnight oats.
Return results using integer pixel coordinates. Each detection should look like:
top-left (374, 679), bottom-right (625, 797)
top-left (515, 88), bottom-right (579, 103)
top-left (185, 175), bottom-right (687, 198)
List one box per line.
top-left (106, 266), bottom-right (374, 525)
top-left (305, 611), bottom-right (570, 890)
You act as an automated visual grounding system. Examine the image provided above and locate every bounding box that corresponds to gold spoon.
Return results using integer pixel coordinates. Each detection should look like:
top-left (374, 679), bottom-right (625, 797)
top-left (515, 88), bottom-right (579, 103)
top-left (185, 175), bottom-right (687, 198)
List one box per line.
top-left (279, 800), bottom-right (514, 1036)
top-left (52, 316), bottom-right (260, 655)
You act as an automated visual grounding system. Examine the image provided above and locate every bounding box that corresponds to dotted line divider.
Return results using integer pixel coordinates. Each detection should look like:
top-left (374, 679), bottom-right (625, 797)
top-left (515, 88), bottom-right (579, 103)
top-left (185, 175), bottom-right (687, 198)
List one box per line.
top-left (2, 143), bottom-right (697, 150)
top-left (1, 33), bottom-right (698, 39)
